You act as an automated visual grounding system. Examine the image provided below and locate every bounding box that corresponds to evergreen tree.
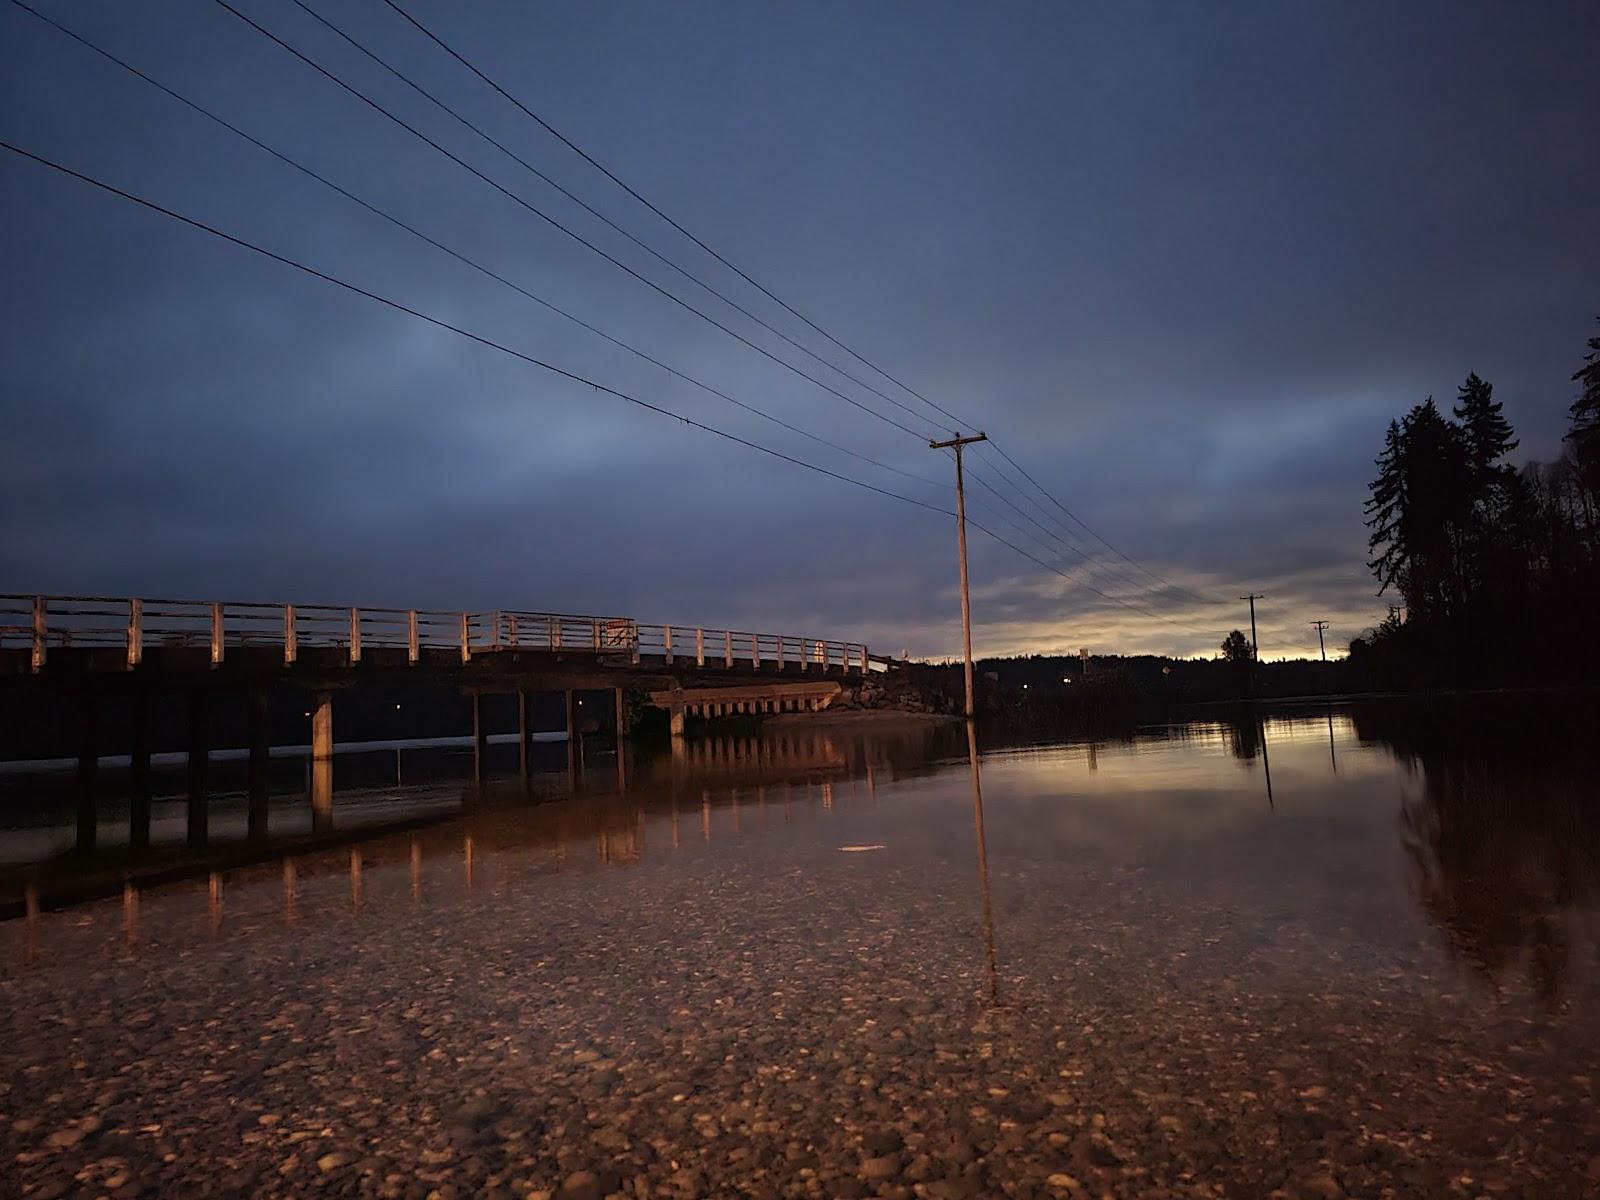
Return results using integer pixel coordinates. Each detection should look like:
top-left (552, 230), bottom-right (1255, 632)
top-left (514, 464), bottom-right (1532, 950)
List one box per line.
top-left (1453, 372), bottom-right (1518, 521)
top-left (1454, 372), bottom-right (1518, 481)
top-left (1365, 419), bottom-right (1407, 596)
top-left (1366, 398), bottom-right (1470, 623)
top-left (1566, 317), bottom-right (1600, 505)
top-left (1220, 630), bottom-right (1253, 663)
top-left (1451, 373), bottom-right (1520, 613)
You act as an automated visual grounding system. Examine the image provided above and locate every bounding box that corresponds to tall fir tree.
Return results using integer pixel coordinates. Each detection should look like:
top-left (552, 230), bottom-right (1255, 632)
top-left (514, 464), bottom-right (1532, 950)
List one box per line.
top-left (1365, 419), bottom-right (1408, 595)
top-left (1453, 372), bottom-right (1517, 490)
top-left (1566, 317), bottom-right (1600, 504)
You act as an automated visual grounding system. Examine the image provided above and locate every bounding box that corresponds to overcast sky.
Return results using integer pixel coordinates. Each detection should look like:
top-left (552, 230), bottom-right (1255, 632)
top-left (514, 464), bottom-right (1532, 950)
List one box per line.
top-left (4, 0), bottom-right (1596, 660)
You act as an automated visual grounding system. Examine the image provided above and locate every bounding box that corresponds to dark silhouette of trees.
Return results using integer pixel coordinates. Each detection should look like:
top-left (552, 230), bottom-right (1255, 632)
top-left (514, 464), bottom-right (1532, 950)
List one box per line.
top-left (1220, 630), bottom-right (1253, 663)
top-left (1567, 317), bottom-right (1600, 503)
top-left (1354, 322), bottom-right (1600, 686)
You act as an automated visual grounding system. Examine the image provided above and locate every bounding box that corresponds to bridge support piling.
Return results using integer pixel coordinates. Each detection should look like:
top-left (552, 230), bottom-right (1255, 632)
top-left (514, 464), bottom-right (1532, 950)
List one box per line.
top-left (186, 694), bottom-right (209, 848)
top-left (310, 691), bottom-right (332, 832)
top-left (564, 690), bottom-right (580, 783)
top-left (247, 689), bottom-right (270, 842)
top-left (75, 696), bottom-right (98, 854)
top-left (129, 699), bottom-right (151, 855)
top-left (472, 693), bottom-right (489, 789)
top-left (311, 692), bottom-right (333, 761)
top-left (614, 686), bottom-right (627, 792)
top-left (517, 689), bottom-right (531, 785)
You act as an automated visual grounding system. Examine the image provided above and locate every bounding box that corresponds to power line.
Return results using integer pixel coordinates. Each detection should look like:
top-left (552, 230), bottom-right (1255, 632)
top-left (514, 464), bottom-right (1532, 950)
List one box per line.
top-left (962, 456), bottom-right (1189, 604)
top-left (0, 138), bottom-right (948, 515)
top-left (372, 0), bottom-right (1224, 611)
top-left (208, 0), bottom-right (941, 443)
top-left (288, 0), bottom-right (948, 441)
top-left (980, 439), bottom-right (1223, 606)
top-left (6, 0), bottom-right (947, 500)
top-left (0, 135), bottom-right (1227, 647)
top-left (377, 0), bottom-right (976, 437)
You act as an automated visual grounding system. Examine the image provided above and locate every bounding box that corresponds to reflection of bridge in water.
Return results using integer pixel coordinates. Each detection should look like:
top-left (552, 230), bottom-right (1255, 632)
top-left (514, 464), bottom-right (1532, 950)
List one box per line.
top-left (9, 722), bottom-right (978, 965)
top-left (3, 721), bottom-right (963, 922)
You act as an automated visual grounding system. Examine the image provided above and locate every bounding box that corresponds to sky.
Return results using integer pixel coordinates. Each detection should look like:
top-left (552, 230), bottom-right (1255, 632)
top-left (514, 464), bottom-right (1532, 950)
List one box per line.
top-left (3, 0), bottom-right (1597, 661)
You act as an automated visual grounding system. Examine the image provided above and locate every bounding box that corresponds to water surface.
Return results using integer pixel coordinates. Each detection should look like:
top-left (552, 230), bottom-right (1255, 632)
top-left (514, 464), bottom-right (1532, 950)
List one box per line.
top-left (2, 700), bottom-right (1596, 1198)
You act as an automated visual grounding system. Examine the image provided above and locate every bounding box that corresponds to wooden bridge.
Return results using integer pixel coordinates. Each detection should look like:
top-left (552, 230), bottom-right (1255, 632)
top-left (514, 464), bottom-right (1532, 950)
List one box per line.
top-left (0, 592), bottom-right (889, 856)
top-left (0, 594), bottom-right (875, 678)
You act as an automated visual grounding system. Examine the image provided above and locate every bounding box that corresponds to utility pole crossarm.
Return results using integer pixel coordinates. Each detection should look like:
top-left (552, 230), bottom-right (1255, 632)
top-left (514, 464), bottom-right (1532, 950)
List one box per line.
top-left (931, 432), bottom-right (987, 720)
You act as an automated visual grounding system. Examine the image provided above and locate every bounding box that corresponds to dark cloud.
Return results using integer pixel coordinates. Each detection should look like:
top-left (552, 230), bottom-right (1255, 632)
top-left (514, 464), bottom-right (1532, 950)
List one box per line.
top-left (4, 0), bottom-right (1597, 661)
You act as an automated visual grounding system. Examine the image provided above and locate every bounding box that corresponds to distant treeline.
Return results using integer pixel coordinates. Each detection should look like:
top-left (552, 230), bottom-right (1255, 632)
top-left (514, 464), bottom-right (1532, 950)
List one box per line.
top-left (1353, 318), bottom-right (1600, 687)
top-left (976, 652), bottom-right (1349, 707)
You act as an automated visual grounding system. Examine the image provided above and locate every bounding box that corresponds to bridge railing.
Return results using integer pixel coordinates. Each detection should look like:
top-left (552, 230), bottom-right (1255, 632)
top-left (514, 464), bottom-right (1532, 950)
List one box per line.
top-left (633, 622), bottom-right (867, 674)
top-left (0, 594), bottom-right (868, 675)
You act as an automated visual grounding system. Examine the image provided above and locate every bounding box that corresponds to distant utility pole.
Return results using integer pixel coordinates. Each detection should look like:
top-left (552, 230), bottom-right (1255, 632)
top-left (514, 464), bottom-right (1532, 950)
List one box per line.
top-left (1310, 619), bottom-right (1330, 662)
top-left (931, 431), bottom-right (987, 719)
top-left (1240, 593), bottom-right (1265, 660)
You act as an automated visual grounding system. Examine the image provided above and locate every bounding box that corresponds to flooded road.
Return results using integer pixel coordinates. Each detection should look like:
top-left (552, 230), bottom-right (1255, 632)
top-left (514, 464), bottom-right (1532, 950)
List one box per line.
top-left (2, 701), bottom-right (1597, 1198)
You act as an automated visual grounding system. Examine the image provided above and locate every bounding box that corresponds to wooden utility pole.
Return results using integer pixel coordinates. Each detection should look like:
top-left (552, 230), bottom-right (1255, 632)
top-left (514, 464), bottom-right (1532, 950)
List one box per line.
top-left (931, 432), bottom-right (987, 719)
top-left (1310, 619), bottom-right (1330, 662)
top-left (1239, 593), bottom-right (1264, 660)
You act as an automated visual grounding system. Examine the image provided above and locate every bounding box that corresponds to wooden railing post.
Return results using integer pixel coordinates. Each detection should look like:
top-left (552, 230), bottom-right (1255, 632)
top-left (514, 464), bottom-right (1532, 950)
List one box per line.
top-left (31, 596), bottom-right (46, 672)
top-left (509, 614), bottom-right (520, 648)
top-left (491, 610), bottom-right (503, 652)
top-left (724, 631), bottom-right (733, 668)
top-left (284, 605), bottom-right (297, 665)
top-left (751, 634), bottom-right (760, 669)
top-left (348, 607), bottom-right (361, 665)
top-left (210, 602), bottom-right (224, 667)
top-left (776, 636), bottom-right (785, 670)
top-left (664, 624), bottom-right (674, 665)
top-left (800, 636), bottom-right (808, 672)
top-left (407, 610), bottom-right (419, 665)
top-left (126, 598), bottom-right (142, 670)
top-left (592, 618), bottom-right (601, 651)
top-left (550, 615), bottom-right (561, 650)
top-left (695, 627), bottom-right (705, 667)
top-left (460, 613), bottom-right (471, 662)
top-left (860, 646), bottom-right (869, 674)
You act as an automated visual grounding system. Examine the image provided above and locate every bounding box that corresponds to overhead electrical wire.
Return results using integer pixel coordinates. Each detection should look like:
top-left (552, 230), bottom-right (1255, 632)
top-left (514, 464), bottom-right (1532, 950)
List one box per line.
top-left (207, 0), bottom-right (940, 443)
top-left (7, 0), bottom-right (1206, 633)
top-left (242, 0), bottom-right (1218, 620)
top-left (0, 136), bottom-right (1230, 642)
top-left (6, 0), bottom-right (948, 500)
top-left (288, 0), bottom-right (949, 442)
top-left (367, 0), bottom-right (1227, 610)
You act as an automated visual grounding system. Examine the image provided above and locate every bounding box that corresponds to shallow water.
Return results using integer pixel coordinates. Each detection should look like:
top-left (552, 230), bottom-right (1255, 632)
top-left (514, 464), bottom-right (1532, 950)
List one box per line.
top-left (2, 701), bottom-right (1597, 1198)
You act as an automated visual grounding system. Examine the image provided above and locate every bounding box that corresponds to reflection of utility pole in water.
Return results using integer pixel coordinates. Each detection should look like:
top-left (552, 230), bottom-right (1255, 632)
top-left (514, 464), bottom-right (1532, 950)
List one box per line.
top-left (1325, 707), bottom-right (1338, 773)
top-left (1258, 716), bottom-right (1275, 810)
top-left (965, 720), bottom-right (1000, 1006)
top-left (1086, 739), bottom-right (1099, 772)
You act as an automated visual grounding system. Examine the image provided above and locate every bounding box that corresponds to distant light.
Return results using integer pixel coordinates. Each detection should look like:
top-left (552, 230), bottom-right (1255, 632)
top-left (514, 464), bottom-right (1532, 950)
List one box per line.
top-left (302, 711), bottom-right (310, 718)
top-left (1022, 683), bottom-right (1029, 689)
top-left (1062, 677), bottom-right (1072, 684)
top-left (394, 704), bottom-right (401, 710)
top-left (577, 699), bottom-right (584, 706)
